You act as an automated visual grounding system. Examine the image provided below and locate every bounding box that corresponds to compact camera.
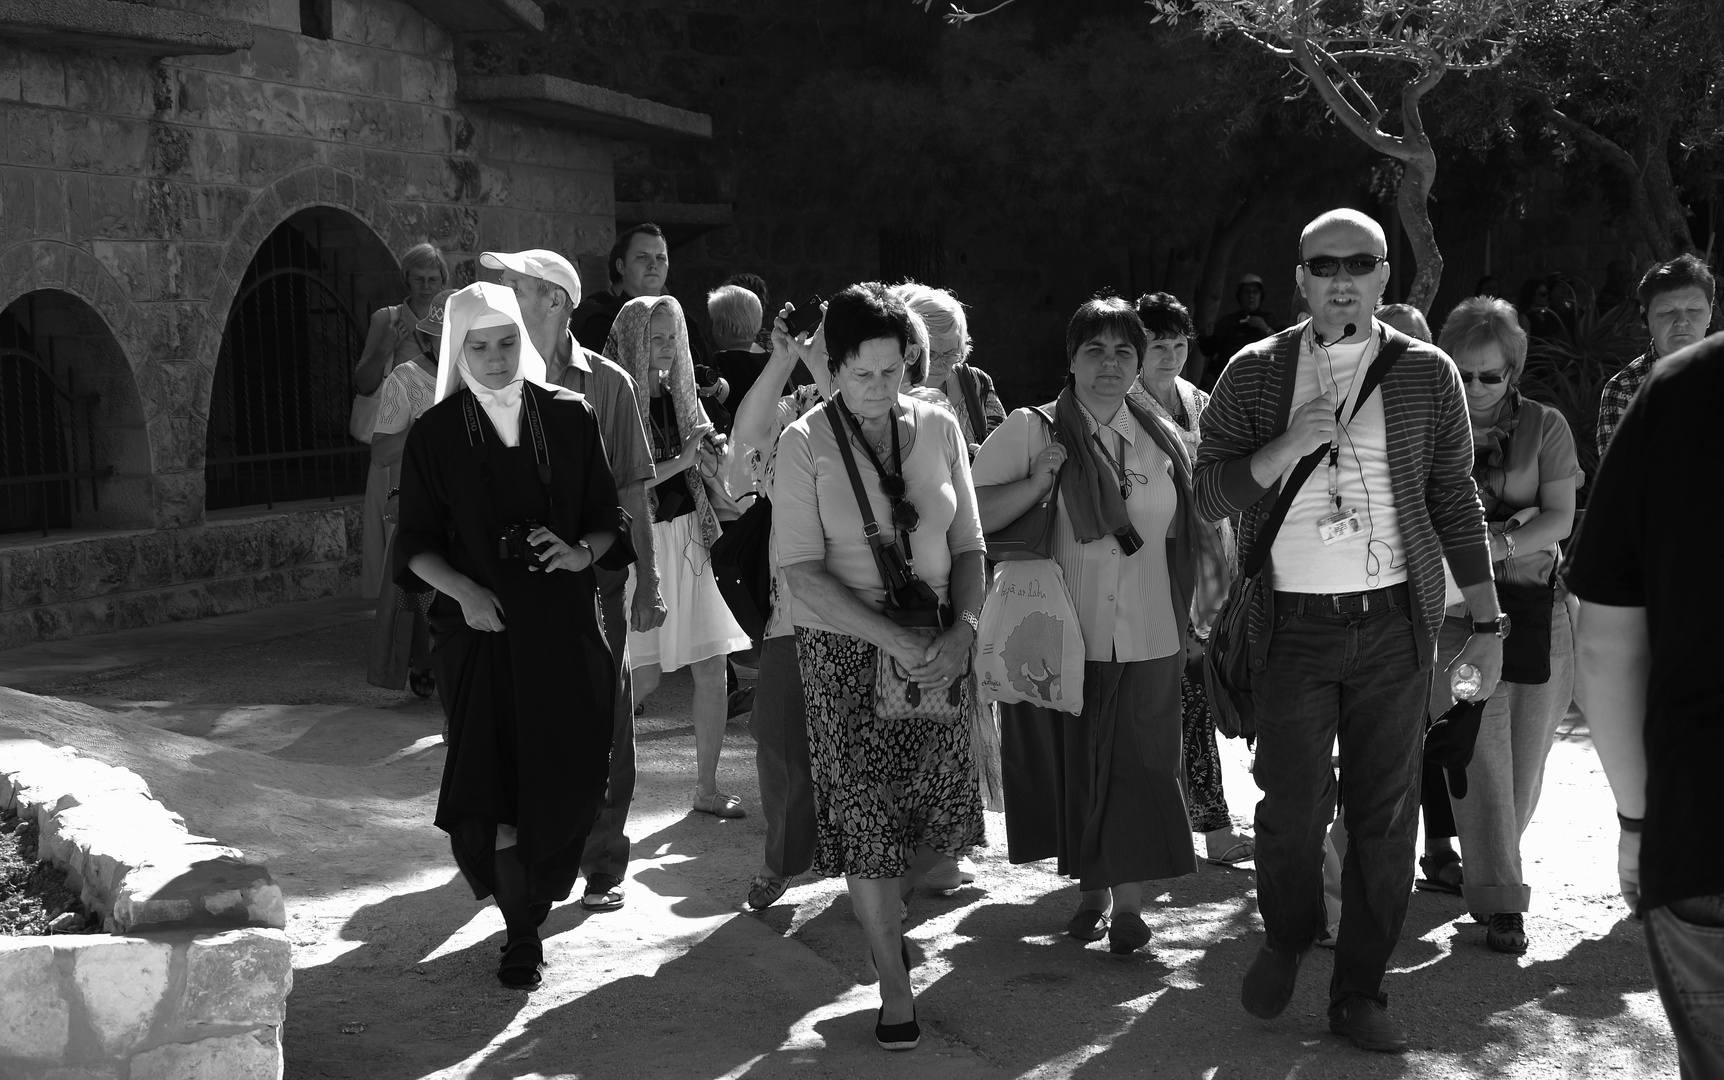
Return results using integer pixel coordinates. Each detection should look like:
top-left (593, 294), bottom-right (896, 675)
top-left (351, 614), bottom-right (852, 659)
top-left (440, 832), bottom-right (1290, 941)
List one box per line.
top-left (878, 540), bottom-right (949, 628)
top-left (1116, 525), bottom-right (1144, 557)
top-left (496, 522), bottom-right (547, 563)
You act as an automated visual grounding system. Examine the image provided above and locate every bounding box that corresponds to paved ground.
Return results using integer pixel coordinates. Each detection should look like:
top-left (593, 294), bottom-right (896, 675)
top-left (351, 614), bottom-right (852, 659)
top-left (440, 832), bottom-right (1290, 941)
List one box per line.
top-left (0, 597), bottom-right (1677, 1079)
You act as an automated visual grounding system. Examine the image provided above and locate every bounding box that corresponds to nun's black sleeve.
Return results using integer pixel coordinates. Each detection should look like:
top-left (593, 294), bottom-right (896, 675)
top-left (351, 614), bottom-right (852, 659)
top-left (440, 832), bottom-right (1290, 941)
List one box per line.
top-left (576, 397), bottom-right (636, 572)
top-left (392, 409), bottom-right (450, 593)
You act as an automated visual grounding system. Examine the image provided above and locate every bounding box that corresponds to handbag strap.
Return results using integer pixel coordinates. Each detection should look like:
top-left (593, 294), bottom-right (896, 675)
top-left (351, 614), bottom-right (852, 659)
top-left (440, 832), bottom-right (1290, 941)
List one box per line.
top-left (825, 402), bottom-right (914, 594)
top-left (955, 365), bottom-right (988, 441)
top-left (1241, 331), bottom-right (1409, 579)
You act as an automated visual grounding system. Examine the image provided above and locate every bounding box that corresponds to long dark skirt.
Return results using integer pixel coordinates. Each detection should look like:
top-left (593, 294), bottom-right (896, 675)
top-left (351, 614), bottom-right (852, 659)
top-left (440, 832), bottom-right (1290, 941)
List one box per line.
top-left (1001, 653), bottom-right (1196, 890)
top-left (796, 627), bottom-right (986, 879)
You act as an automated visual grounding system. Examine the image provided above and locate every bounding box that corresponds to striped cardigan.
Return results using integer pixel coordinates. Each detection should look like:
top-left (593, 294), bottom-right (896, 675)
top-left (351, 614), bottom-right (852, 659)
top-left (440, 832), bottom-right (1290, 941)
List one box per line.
top-left (1193, 320), bottom-right (1494, 669)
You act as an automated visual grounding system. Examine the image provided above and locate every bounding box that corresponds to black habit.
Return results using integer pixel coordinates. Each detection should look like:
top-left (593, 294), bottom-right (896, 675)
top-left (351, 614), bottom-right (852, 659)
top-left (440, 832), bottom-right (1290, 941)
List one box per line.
top-left (394, 382), bottom-right (635, 905)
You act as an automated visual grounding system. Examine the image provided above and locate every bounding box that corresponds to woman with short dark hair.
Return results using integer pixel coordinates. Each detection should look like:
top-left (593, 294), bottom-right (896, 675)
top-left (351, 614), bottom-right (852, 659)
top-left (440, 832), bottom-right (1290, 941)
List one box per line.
top-left (773, 282), bottom-right (987, 1051)
top-left (974, 296), bottom-right (1213, 956)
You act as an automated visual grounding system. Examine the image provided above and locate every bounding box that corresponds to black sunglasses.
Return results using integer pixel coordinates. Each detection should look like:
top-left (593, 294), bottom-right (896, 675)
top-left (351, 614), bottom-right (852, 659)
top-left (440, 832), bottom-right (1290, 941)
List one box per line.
top-left (878, 474), bottom-right (920, 532)
top-left (1459, 370), bottom-right (1508, 385)
top-left (1300, 254), bottom-right (1387, 277)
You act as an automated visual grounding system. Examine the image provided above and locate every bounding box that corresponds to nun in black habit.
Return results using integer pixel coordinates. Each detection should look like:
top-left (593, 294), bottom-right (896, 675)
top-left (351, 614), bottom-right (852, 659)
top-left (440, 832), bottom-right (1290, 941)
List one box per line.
top-left (394, 281), bottom-right (635, 988)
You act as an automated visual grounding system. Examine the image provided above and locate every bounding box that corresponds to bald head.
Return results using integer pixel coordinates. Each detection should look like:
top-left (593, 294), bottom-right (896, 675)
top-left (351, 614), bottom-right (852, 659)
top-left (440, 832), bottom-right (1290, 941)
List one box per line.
top-left (1300, 209), bottom-right (1387, 258)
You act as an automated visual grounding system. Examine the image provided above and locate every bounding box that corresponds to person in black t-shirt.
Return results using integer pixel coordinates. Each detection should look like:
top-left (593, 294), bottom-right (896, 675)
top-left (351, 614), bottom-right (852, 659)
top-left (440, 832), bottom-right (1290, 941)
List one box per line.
top-left (1567, 332), bottom-right (1724, 1080)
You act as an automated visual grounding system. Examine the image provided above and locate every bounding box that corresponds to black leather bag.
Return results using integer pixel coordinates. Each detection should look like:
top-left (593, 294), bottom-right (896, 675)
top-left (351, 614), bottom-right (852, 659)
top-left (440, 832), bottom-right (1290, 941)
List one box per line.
top-left (1497, 579), bottom-right (1554, 684)
top-left (710, 494), bottom-right (772, 641)
top-left (984, 405), bottom-right (1061, 562)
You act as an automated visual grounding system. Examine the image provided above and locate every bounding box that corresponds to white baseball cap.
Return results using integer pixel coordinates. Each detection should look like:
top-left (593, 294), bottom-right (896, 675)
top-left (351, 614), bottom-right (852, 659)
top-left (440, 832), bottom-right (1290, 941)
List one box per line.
top-left (480, 249), bottom-right (582, 307)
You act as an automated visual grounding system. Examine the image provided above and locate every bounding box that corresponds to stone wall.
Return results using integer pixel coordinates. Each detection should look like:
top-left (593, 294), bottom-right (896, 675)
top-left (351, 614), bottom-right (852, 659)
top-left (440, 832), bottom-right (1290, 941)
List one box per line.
top-left (1, 0), bottom-right (617, 529)
top-left (0, 737), bottom-right (289, 1079)
top-left (0, 499), bottom-right (362, 648)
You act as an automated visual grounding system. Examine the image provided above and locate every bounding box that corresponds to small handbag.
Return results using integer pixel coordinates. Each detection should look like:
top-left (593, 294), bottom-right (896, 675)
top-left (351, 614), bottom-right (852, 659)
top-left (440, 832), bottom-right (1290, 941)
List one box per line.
top-left (984, 405), bottom-right (1061, 562)
top-left (1497, 577), bottom-right (1555, 684)
top-left (826, 403), bottom-right (968, 724)
top-left (710, 494), bottom-right (772, 640)
top-left (349, 390), bottom-right (381, 444)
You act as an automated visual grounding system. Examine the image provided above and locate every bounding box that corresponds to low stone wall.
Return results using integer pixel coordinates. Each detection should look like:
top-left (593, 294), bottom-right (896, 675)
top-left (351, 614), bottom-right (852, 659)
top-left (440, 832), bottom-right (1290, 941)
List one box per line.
top-left (0, 499), bottom-right (363, 649)
top-left (0, 737), bottom-right (289, 1079)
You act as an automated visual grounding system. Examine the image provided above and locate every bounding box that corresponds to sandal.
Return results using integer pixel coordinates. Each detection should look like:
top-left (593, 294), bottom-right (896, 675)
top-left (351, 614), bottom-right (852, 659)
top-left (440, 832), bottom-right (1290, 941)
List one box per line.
top-left (692, 791), bottom-right (746, 818)
top-left (1206, 839), bottom-right (1256, 866)
top-left (1416, 850), bottom-right (1464, 896)
top-left (1485, 912), bottom-right (1528, 955)
top-left (580, 873), bottom-right (625, 912)
top-left (496, 935), bottom-right (543, 988)
top-left (746, 874), bottom-right (790, 911)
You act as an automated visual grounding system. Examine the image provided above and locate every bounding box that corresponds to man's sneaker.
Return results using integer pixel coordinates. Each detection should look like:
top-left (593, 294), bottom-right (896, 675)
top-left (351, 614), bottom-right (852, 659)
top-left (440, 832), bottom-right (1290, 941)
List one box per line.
top-left (1241, 945), bottom-right (1304, 1019)
top-left (1328, 997), bottom-right (1409, 1053)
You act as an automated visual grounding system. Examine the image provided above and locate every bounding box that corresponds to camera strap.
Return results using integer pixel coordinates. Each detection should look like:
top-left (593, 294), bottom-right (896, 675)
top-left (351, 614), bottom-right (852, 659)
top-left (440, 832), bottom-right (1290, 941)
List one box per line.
top-left (825, 401), bottom-right (916, 596)
top-left (461, 386), bottom-right (556, 511)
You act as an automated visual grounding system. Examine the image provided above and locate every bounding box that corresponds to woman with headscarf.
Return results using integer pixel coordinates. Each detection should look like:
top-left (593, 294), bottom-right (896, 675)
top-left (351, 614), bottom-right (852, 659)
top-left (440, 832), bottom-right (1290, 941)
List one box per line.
top-left (395, 281), bottom-right (635, 988)
top-left (605, 296), bottom-right (754, 818)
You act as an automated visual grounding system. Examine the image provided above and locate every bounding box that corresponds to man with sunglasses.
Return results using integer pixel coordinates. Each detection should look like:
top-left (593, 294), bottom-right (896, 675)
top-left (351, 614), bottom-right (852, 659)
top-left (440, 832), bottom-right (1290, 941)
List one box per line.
top-left (1195, 209), bottom-right (1502, 1053)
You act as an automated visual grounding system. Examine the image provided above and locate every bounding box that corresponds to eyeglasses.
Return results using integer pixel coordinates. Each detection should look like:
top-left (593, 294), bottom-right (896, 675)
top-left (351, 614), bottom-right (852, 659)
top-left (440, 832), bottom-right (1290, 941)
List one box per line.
top-left (878, 474), bottom-right (921, 532)
top-left (1300, 254), bottom-right (1387, 277)
top-left (1459, 370), bottom-right (1508, 385)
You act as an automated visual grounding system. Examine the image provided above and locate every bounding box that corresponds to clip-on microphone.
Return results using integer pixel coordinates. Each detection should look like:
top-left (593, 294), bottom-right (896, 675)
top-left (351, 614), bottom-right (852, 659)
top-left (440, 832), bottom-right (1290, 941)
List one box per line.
top-left (1313, 322), bottom-right (1357, 348)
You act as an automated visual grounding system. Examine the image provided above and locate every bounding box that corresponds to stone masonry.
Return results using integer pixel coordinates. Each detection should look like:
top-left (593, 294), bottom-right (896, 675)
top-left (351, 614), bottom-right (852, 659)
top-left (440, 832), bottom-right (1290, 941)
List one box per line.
top-left (0, 733), bottom-right (290, 1078)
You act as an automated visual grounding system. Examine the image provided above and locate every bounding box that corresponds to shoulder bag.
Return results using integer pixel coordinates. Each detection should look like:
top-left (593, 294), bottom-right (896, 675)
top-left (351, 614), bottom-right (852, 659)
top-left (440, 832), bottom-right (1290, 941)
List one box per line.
top-left (710, 494), bottom-right (772, 640)
top-left (983, 405), bottom-right (1061, 562)
top-left (1205, 333), bottom-right (1409, 740)
top-left (825, 402), bottom-right (967, 724)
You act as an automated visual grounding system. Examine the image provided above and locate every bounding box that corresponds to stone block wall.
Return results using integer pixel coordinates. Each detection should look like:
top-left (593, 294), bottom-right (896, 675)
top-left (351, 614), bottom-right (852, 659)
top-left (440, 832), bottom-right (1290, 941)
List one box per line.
top-left (0, 0), bottom-right (618, 530)
top-left (0, 499), bottom-right (362, 647)
top-left (0, 736), bottom-right (289, 1078)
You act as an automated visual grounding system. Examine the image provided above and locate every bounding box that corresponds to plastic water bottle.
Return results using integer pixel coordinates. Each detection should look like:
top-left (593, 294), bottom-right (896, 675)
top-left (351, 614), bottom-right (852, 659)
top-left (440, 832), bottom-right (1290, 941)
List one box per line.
top-left (1451, 663), bottom-right (1482, 700)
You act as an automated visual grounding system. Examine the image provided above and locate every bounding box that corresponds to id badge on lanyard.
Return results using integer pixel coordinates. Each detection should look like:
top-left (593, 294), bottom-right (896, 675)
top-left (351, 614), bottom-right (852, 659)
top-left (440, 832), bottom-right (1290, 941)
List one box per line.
top-left (1315, 339), bottom-right (1374, 545)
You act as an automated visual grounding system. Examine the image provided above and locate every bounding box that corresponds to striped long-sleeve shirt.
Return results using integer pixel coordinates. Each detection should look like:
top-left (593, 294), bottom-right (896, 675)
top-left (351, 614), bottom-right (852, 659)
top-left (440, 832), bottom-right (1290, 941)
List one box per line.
top-left (1193, 320), bottom-right (1494, 669)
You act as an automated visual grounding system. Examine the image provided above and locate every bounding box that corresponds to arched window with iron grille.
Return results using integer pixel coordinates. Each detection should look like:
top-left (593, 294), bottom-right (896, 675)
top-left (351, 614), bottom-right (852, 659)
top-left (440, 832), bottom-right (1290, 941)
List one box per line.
top-left (0, 302), bottom-right (113, 536)
top-left (205, 213), bottom-right (380, 510)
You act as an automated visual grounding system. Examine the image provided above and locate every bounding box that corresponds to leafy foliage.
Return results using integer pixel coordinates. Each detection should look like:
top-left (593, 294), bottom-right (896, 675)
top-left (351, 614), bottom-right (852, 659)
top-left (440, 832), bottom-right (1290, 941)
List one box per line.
top-left (1517, 293), bottom-right (1646, 489)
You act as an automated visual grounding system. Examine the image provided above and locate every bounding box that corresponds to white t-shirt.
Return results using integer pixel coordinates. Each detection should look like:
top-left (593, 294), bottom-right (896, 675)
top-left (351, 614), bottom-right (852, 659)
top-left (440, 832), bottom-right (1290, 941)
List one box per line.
top-left (1269, 330), bottom-right (1409, 593)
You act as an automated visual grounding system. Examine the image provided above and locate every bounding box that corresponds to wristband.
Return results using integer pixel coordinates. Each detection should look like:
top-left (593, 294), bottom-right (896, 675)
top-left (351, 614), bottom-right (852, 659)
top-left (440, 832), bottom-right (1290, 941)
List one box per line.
top-left (1617, 812), bottom-right (1643, 833)
top-left (957, 610), bottom-right (980, 633)
top-left (1502, 532), bottom-right (1517, 559)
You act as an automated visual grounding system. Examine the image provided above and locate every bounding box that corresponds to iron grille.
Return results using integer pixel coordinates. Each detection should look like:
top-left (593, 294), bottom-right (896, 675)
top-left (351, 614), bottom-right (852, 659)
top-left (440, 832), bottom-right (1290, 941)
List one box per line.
top-left (0, 307), bottom-right (112, 537)
top-left (205, 224), bottom-right (368, 510)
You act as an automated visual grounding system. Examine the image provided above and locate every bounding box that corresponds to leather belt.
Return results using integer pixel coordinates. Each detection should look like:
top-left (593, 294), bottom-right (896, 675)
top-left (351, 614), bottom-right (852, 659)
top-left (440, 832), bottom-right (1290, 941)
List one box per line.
top-left (1274, 581), bottom-right (1410, 618)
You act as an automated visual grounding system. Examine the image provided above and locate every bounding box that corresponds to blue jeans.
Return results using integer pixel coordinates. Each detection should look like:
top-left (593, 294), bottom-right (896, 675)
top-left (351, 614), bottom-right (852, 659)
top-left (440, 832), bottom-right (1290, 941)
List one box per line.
top-left (1252, 593), bottom-right (1432, 1010)
top-left (1646, 891), bottom-right (1724, 1079)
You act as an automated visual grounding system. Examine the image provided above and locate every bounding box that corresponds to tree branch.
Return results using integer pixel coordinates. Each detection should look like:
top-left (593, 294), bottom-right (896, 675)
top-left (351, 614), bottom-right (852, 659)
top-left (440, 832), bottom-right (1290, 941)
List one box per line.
top-left (1295, 37), bottom-right (1401, 152)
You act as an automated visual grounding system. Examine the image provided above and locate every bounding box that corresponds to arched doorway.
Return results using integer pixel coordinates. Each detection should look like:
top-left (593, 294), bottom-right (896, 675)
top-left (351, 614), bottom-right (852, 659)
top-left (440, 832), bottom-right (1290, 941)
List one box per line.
top-left (0, 291), bottom-right (148, 536)
top-left (204, 208), bottom-right (399, 511)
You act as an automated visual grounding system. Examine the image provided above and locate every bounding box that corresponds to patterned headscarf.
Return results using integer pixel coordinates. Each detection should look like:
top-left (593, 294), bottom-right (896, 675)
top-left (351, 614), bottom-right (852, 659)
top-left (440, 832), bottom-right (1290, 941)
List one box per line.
top-left (604, 295), bottom-right (721, 549)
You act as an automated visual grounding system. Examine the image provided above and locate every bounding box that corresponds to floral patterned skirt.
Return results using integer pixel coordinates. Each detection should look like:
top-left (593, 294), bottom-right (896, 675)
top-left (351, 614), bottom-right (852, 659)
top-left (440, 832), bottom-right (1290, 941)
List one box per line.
top-left (796, 627), bottom-right (986, 879)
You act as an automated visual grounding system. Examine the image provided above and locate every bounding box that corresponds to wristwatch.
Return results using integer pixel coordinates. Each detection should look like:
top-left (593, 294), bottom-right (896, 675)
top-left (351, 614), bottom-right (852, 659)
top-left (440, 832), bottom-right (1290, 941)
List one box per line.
top-left (1472, 614), bottom-right (1510, 639)
top-left (957, 609), bottom-right (980, 633)
top-left (575, 540), bottom-right (594, 568)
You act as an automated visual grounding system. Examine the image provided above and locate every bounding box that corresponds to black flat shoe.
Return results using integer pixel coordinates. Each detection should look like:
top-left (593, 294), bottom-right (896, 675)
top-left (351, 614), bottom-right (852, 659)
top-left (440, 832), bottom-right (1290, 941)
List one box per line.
top-left (1328, 997), bottom-right (1408, 1053)
top-left (497, 935), bottom-right (543, 989)
top-left (875, 1007), bottom-right (920, 1051)
top-left (1107, 911), bottom-right (1151, 954)
top-left (1065, 908), bottom-right (1110, 942)
top-left (1241, 945), bottom-right (1304, 1019)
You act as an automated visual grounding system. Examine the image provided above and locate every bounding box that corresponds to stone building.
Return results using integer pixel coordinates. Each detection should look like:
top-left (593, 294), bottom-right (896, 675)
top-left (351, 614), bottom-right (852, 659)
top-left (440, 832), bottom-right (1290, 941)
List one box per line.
top-left (0, 0), bottom-right (709, 646)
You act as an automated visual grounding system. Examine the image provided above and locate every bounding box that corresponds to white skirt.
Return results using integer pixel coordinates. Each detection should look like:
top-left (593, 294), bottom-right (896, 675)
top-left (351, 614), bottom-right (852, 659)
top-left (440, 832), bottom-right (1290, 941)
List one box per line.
top-left (627, 513), bottom-right (752, 672)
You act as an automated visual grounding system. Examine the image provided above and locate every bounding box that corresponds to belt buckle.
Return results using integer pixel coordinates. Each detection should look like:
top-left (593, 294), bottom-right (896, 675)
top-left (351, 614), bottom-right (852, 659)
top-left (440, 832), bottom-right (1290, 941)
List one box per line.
top-left (1333, 591), bottom-right (1368, 615)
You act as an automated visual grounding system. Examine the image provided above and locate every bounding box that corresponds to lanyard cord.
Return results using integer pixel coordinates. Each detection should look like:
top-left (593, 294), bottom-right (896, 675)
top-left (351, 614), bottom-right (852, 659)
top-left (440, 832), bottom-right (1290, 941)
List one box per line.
top-left (1089, 428), bottom-right (1132, 501)
top-left (836, 397), bottom-right (909, 553)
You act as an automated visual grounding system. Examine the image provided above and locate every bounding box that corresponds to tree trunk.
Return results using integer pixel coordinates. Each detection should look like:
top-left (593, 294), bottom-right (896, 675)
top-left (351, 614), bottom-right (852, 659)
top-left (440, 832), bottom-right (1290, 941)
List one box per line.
top-left (1395, 76), bottom-right (1442, 313)
top-left (1195, 195), bottom-right (1257, 333)
top-left (1637, 123), bottom-right (1697, 257)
